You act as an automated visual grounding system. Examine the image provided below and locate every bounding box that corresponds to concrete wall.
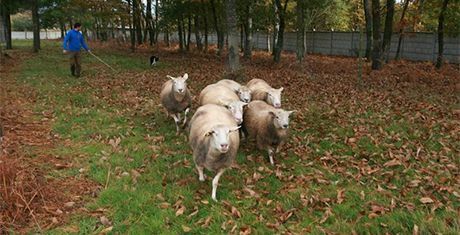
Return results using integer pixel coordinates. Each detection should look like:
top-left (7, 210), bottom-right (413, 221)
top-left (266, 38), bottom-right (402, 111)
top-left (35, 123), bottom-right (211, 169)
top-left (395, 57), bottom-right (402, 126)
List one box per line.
top-left (9, 29), bottom-right (459, 63)
top-left (166, 31), bottom-right (459, 63)
top-left (11, 31), bottom-right (61, 40)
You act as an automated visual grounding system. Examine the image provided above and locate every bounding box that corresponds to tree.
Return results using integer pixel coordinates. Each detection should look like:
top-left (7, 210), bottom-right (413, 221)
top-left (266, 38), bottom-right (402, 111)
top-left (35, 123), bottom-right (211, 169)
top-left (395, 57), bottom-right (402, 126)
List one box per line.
top-left (242, 0), bottom-right (253, 59)
top-left (133, 0), bottom-right (142, 45)
top-left (1, 0), bottom-right (18, 49)
top-left (371, 0), bottom-right (382, 70)
top-left (273, 0), bottom-right (290, 63)
top-left (382, 0), bottom-right (395, 62)
top-left (395, 0), bottom-right (410, 60)
top-left (210, 0), bottom-right (224, 55)
top-left (435, 0), bottom-right (449, 69)
top-left (146, 0), bottom-right (154, 45)
top-left (32, 0), bottom-right (40, 52)
top-left (201, 0), bottom-right (209, 51)
top-left (296, 0), bottom-right (305, 63)
top-left (225, 0), bottom-right (241, 76)
top-left (128, 0), bottom-right (136, 51)
top-left (363, 0), bottom-right (372, 59)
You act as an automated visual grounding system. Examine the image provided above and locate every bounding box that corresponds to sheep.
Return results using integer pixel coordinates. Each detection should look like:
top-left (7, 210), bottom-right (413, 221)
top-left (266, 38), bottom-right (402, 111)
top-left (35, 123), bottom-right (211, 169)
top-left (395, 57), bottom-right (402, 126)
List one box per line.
top-left (216, 79), bottom-right (252, 103)
top-left (242, 100), bottom-right (294, 165)
top-left (199, 84), bottom-right (247, 125)
top-left (188, 104), bottom-right (240, 201)
top-left (160, 73), bottom-right (192, 134)
top-left (246, 78), bottom-right (283, 108)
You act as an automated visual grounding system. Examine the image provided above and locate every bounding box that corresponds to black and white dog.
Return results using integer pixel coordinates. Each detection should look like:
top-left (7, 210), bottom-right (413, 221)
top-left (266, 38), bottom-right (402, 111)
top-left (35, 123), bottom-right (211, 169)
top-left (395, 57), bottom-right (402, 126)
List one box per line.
top-left (150, 55), bottom-right (159, 66)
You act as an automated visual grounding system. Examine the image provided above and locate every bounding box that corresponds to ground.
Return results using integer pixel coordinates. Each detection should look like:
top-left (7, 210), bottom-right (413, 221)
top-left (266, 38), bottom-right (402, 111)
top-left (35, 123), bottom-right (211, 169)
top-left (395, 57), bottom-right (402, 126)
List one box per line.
top-left (0, 40), bottom-right (459, 234)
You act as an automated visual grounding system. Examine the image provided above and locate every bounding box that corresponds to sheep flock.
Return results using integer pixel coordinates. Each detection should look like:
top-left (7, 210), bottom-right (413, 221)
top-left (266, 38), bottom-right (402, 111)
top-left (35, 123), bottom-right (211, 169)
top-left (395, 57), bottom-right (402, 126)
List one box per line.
top-left (160, 73), bottom-right (295, 201)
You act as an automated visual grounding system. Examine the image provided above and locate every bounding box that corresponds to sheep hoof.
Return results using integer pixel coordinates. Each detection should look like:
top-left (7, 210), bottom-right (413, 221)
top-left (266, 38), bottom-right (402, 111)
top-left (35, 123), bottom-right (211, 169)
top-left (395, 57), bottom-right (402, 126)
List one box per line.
top-left (199, 175), bottom-right (206, 182)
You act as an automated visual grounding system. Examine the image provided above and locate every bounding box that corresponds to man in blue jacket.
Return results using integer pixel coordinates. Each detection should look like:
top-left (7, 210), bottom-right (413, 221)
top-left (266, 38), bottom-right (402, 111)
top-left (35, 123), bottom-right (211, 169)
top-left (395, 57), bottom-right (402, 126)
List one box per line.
top-left (62, 23), bottom-right (90, 77)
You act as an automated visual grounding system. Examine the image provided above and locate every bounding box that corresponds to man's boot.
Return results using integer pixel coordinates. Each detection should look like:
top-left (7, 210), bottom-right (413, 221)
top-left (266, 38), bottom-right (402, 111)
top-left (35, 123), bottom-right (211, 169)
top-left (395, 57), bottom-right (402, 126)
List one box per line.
top-left (71, 64), bottom-right (75, 76)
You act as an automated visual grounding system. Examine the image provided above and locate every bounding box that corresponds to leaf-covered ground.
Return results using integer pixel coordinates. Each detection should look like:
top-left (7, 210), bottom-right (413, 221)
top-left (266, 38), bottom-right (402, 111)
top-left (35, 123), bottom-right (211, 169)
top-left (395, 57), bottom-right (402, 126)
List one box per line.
top-left (1, 40), bottom-right (459, 234)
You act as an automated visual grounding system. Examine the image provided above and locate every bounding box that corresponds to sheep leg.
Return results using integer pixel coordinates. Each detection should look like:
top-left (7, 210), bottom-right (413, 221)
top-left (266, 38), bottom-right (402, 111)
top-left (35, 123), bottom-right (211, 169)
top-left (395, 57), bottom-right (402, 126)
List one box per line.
top-left (268, 148), bottom-right (275, 165)
top-left (182, 107), bottom-right (190, 127)
top-left (211, 169), bottom-right (226, 202)
top-left (171, 114), bottom-right (180, 134)
top-left (196, 165), bottom-right (205, 182)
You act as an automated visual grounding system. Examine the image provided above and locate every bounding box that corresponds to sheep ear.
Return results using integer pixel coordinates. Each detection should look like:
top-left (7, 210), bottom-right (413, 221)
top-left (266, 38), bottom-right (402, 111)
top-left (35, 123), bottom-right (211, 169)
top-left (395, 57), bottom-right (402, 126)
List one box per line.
top-left (205, 130), bottom-right (215, 137)
top-left (229, 126), bottom-right (240, 132)
top-left (218, 99), bottom-right (229, 108)
top-left (183, 73), bottom-right (189, 80)
top-left (279, 87), bottom-right (284, 92)
top-left (268, 111), bottom-right (276, 118)
top-left (288, 110), bottom-right (296, 116)
top-left (167, 75), bottom-right (175, 80)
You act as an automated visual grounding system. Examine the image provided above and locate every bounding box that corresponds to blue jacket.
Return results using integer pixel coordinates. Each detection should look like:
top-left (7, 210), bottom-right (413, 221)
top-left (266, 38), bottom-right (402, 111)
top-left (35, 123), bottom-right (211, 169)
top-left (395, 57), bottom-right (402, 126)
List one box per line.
top-left (62, 29), bottom-right (89, 52)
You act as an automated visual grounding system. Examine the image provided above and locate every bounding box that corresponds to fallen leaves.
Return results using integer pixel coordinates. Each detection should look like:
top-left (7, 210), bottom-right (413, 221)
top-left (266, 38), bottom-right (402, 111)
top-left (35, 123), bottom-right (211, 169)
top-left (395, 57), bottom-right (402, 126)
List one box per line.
top-left (419, 197), bottom-right (434, 204)
top-left (181, 225), bottom-right (192, 232)
top-left (175, 205), bottom-right (186, 216)
top-left (383, 158), bottom-right (402, 167)
top-left (336, 189), bottom-right (345, 204)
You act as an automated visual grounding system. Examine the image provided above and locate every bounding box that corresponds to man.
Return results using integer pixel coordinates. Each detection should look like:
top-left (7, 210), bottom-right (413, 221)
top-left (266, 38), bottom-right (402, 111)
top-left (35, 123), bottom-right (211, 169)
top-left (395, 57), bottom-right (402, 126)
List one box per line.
top-left (62, 23), bottom-right (90, 77)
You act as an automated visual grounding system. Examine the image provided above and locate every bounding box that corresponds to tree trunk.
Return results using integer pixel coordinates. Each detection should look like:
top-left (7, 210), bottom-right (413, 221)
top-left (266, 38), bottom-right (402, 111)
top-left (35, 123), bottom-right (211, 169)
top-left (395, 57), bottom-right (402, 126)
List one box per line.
top-left (225, 0), bottom-right (241, 76)
top-left (194, 16), bottom-right (203, 51)
top-left (382, 0), bottom-right (395, 62)
top-left (371, 0), bottom-right (382, 70)
top-left (240, 25), bottom-right (244, 52)
top-left (435, 0), bottom-right (449, 69)
top-left (272, 2), bottom-right (279, 55)
top-left (363, 0), bottom-right (372, 59)
top-left (121, 19), bottom-right (127, 42)
top-left (243, 2), bottom-right (252, 59)
top-left (178, 17), bottom-right (184, 52)
top-left (296, 0), bottom-right (305, 63)
top-left (133, 0), bottom-right (142, 45)
top-left (1, 4), bottom-right (12, 49)
top-left (154, 0), bottom-right (159, 43)
top-left (210, 0), bottom-right (223, 55)
top-left (128, 0), bottom-right (136, 51)
top-left (146, 0), bottom-right (154, 45)
top-left (60, 21), bottom-right (65, 39)
top-left (204, 16), bottom-right (208, 51)
top-left (32, 0), bottom-right (40, 52)
top-left (274, 0), bottom-right (289, 63)
top-left (395, 0), bottom-right (409, 60)
top-left (186, 15), bottom-right (191, 51)
top-left (165, 29), bottom-right (170, 47)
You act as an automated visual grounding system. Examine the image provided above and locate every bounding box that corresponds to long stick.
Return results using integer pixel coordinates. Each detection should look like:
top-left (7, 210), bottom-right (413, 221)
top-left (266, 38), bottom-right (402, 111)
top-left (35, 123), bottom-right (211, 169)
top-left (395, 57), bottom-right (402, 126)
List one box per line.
top-left (88, 51), bottom-right (117, 72)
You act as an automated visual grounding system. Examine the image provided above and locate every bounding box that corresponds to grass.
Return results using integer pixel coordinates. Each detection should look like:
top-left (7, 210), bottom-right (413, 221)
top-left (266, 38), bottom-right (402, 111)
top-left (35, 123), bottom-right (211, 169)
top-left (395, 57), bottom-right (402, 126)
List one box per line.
top-left (5, 40), bottom-right (459, 234)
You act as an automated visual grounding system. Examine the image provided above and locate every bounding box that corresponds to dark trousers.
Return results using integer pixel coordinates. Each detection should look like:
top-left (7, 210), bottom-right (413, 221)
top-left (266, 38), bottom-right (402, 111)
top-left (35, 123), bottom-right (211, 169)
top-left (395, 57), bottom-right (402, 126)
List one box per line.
top-left (68, 51), bottom-right (81, 77)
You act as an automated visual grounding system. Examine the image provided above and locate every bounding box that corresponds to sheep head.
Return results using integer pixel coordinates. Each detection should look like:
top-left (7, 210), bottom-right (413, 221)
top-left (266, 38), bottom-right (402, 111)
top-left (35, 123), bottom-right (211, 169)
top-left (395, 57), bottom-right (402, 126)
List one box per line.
top-left (205, 125), bottom-right (240, 153)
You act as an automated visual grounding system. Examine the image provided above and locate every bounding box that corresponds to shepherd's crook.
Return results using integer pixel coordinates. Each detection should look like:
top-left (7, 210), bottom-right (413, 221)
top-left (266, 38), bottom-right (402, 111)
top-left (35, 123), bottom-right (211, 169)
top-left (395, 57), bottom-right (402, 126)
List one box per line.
top-left (88, 51), bottom-right (116, 72)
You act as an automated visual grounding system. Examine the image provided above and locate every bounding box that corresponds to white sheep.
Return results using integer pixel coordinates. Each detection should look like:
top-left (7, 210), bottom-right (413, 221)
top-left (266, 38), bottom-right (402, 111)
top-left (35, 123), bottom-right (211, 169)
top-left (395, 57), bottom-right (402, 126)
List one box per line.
top-left (160, 73), bottom-right (192, 134)
top-left (216, 79), bottom-right (252, 103)
top-left (199, 84), bottom-right (247, 125)
top-left (242, 101), bottom-right (294, 165)
top-left (246, 78), bottom-right (283, 108)
top-left (188, 104), bottom-right (240, 201)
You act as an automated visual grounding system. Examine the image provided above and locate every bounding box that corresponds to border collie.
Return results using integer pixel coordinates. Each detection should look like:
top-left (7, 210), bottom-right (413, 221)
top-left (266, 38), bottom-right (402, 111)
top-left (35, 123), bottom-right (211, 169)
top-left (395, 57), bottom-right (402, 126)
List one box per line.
top-left (150, 56), bottom-right (159, 66)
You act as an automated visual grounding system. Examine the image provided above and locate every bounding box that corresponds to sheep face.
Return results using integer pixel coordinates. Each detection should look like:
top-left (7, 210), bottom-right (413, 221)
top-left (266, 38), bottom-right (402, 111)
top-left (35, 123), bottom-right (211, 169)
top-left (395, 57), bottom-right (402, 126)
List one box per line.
top-left (237, 86), bottom-right (252, 103)
top-left (269, 109), bottom-right (294, 129)
top-left (167, 73), bottom-right (189, 94)
top-left (224, 101), bottom-right (247, 125)
top-left (205, 126), bottom-right (240, 153)
top-left (266, 87), bottom-right (283, 108)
